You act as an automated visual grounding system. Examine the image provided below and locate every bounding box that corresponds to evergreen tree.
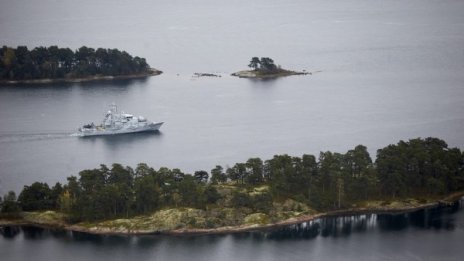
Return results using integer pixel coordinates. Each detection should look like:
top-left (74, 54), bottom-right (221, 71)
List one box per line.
top-left (0, 45), bottom-right (152, 81)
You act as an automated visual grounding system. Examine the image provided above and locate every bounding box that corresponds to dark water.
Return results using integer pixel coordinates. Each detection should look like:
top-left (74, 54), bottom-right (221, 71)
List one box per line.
top-left (1, 201), bottom-right (463, 261)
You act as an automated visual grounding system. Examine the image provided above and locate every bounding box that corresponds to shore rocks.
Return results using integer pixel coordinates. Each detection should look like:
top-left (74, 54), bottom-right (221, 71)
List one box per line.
top-left (193, 73), bottom-right (221, 78)
top-left (231, 69), bottom-right (310, 79)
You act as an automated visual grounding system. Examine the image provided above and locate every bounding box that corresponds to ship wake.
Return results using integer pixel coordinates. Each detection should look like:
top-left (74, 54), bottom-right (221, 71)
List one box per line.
top-left (0, 132), bottom-right (76, 143)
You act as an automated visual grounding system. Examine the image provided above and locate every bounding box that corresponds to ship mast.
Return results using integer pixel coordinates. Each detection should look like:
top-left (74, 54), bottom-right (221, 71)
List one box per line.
top-left (110, 103), bottom-right (118, 114)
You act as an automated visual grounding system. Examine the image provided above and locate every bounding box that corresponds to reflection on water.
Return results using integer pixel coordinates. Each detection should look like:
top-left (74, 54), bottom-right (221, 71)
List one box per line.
top-left (0, 77), bottom-right (149, 89)
top-left (79, 131), bottom-right (162, 149)
top-left (77, 77), bottom-right (149, 88)
top-left (0, 226), bottom-right (20, 239)
top-left (265, 200), bottom-right (461, 240)
top-left (265, 215), bottom-right (375, 240)
top-left (1, 200), bottom-right (461, 243)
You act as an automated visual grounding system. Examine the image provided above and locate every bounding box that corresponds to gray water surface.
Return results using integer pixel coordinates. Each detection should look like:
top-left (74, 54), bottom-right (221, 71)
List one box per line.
top-left (1, 0), bottom-right (464, 259)
top-left (1, 0), bottom-right (463, 194)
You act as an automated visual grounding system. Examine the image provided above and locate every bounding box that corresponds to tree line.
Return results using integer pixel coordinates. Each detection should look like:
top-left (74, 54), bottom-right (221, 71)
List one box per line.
top-left (0, 45), bottom-right (151, 80)
top-left (1, 137), bottom-right (463, 221)
top-left (248, 57), bottom-right (278, 72)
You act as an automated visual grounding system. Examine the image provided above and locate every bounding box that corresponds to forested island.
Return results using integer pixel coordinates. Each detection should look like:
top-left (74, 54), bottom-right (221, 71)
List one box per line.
top-left (0, 46), bottom-right (161, 84)
top-left (1, 137), bottom-right (463, 235)
top-left (232, 57), bottom-right (309, 79)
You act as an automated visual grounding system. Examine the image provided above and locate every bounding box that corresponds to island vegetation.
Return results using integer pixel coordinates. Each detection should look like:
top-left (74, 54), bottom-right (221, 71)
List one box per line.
top-left (1, 137), bottom-right (463, 234)
top-left (0, 46), bottom-right (161, 84)
top-left (232, 57), bottom-right (309, 79)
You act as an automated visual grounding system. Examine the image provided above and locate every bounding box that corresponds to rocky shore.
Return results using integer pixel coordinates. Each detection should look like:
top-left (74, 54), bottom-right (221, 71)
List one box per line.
top-left (1, 191), bottom-right (462, 236)
top-left (231, 69), bottom-right (310, 79)
top-left (193, 72), bottom-right (221, 78)
top-left (166, 192), bottom-right (464, 235)
top-left (0, 68), bottom-right (162, 85)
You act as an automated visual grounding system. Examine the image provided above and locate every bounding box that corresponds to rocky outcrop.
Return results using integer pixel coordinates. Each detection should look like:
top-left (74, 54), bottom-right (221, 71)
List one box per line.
top-left (193, 73), bottom-right (221, 77)
top-left (231, 69), bottom-right (311, 79)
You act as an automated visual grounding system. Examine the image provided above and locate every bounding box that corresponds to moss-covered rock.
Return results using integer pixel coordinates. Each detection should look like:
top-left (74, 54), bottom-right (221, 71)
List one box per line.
top-left (244, 213), bottom-right (270, 225)
top-left (22, 211), bottom-right (67, 225)
top-left (77, 208), bottom-right (208, 233)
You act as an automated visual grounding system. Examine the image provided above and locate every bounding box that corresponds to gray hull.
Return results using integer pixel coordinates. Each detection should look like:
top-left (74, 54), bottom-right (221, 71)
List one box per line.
top-left (78, 122), bottom-right (163, 137)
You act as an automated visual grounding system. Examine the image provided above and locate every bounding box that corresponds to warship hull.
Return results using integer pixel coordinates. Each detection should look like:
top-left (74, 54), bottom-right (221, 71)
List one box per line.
top-left (77, 104), bottom-right (164, 137)
top-left (78, 122), bottom-right (163, 137)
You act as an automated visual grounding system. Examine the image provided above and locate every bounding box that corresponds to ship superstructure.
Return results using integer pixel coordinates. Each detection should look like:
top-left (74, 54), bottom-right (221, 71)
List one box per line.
top-left (78, 104), bottom-right (163, 136)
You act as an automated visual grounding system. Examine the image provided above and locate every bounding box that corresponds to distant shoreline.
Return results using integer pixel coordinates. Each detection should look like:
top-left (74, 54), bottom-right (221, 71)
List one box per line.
top-left (2, 191), bottom-right (462, 236)
top-left (231, 69), bottom-right (310, 79)
top-left (0, 68), bottom-right (162, 85)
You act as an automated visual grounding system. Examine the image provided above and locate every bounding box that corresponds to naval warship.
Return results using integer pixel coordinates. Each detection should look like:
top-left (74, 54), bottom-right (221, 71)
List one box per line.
top-left (77, 104), bottom-right (163, 136)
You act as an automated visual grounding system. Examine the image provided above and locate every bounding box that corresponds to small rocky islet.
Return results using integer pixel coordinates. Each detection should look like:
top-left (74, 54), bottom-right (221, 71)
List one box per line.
top-left (231, 57), bottom-right (311, 79)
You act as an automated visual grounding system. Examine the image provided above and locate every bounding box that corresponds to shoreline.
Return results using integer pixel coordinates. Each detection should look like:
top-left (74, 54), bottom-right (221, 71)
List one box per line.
top-left (231, 69), bottom-right (310, 79)
top-left (165, 198), bottom-right (457, 236)
top-left (2, 191), bottom-right (463, 236)
top-left (0, 68), bottom-right (162, 85)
